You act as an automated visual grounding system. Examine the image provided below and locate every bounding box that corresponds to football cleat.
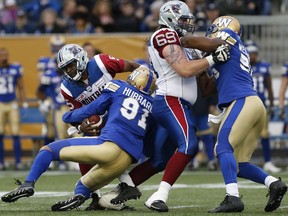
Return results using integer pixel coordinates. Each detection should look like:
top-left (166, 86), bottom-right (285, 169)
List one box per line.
top-left (51, 194), bottom-right (85, 211)
top-left (84, 192), bottom-right (105, 211)
top-left (209, 195), bottom-right (244, 213)
top-left (1, 179), bottom-right (35, 203)
top-left (265, 178), bottom-right (287, 212)
top-left (110, 183), bottom-right (142, 204)
top-left (144, 200), bottom-right (168, 212)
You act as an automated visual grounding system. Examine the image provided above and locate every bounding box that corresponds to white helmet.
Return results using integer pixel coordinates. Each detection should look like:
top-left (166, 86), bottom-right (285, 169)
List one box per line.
top-left (158, 1), bottom-right (195, 36)
top-left (57, 44), bottom-right (89, 81)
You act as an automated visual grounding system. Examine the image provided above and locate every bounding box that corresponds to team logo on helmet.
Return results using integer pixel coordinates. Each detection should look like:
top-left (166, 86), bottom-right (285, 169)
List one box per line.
top-left (171, 4), bottom-right (181, 14)
top-left (68, 45), bottom-right (82, 56)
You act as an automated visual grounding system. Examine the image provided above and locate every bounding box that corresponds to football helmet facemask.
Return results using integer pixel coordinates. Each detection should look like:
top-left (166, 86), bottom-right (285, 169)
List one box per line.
top-left (57, 44), bottom-right (89, 81)
top-left (159, 0), bottom-right (195, 36)
top-left (127, 66), bottom-right (157, 95)
top-left (50, 35), bottom-right (65, 54)
top-left (206, 16), bottom-right (242, 38)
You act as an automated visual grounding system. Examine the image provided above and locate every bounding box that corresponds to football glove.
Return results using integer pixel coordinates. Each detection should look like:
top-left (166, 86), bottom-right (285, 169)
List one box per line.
top-left (212, 44), bottom-right (230, 64)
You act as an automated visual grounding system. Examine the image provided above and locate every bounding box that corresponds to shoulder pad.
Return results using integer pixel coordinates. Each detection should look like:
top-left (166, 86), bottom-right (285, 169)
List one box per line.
top-left (215, 29), bottom-right (237, 45)
top-left (104, 81), bottom-right (120, 92)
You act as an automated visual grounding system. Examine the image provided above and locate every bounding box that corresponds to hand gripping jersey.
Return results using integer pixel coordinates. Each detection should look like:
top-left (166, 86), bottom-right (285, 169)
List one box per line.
top-left (251, 61), bottom-right (271, 105)
top-left (60, 54), bottom-right (125, 110)
top-left (0, 63), bottom-right (23, 102)
top-left (63, 80), bottom-right (154, 161)
top-left (211, 28), bottom-right (257, 108)
top-left (148, 28), bottom-right (198, 105)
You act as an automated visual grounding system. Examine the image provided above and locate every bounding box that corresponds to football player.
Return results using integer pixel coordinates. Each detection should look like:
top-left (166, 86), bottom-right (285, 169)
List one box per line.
top-left (0, 47), bottom-right (28, 170)
top-left (1, 66), bottom-right (156, 212)
top-left (44, 43), bottom-right (141, 210)
top-left (246, 42), bottom-right (281, 173)
top-left (198, 16), bottom-right (287, 213)
top-left (278, 63), bottom-right (288, 133)
top-left (131, 1), bottom-right (230, 212)
top-left (108, 1), bottom-right (230, 211)
top-left (36, 35), bottom-right (69, 167)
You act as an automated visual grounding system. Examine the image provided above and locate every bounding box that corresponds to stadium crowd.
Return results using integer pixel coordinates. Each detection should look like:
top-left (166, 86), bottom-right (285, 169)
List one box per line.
top-left (0, 0), bottom-right (273, 34)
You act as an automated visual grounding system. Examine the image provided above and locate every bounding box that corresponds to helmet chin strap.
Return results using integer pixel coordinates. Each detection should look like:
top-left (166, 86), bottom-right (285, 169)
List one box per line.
top-left (72, 72), bottom-right (82, 81)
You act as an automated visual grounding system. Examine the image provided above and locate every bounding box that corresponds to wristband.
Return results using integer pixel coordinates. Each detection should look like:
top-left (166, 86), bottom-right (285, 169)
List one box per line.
top-left (205, 55), bottom-right (215, 67)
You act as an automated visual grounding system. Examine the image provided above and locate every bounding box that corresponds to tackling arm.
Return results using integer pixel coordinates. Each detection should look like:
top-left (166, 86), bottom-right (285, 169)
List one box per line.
top-left (180, 36), bottom-right (225, 52)
top-left (123, 60), bottom-right (140, 72)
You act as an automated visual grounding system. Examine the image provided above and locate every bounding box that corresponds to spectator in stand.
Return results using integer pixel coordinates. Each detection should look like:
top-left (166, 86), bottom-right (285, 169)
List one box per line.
top-left (204, 3), bottom-right (220, 30)
top-left (226, 0), bottom-right (246, 15)
top-left (246, 42), bottom-right (281, 173)
top-left (69, 10), bottom-right (94, 34)
top-left (141, 0), bottom-right (164, 32)
top-left (0, 0), bottom-right (18, 27)
top-left (114, 0), bottom-right (141, 32)
top-left (36, 8), bottom-right (66, 34)
top-left (21, 0), bottom-right (61, 26)
top-left (57, 0), bottom-right (77, 32)
top-left (82, 42), bottom-right (102, 59)
top-left (5, 9), bottom-right (36, 34)
top-left (90, 0), bottom-right (115, 33)
top-left (0, 47), bottom-right (28, 170)
top-left (245, 0), bottom-right (262, 15)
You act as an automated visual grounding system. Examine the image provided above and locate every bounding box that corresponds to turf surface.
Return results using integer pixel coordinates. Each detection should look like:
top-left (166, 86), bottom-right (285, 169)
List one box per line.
top-left (1, 169), bottom-right (288, 216)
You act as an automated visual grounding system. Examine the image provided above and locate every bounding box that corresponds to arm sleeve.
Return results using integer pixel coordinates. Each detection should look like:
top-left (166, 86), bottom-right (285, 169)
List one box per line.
top-left (62, 91), bottom-right (112, 124)
top-left (98, 54), bottom-right (125, 77)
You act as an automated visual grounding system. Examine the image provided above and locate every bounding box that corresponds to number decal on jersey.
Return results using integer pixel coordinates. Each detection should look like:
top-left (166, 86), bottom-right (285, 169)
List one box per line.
top-left (155, 31), bottom-right (177, 47)
top-left (66, 100), bottom-right (75, 110)
top-left (239, 44), bottom-right (252, 74)
top-left (120, 97), bottom-right (149, 129)
top-left (0, 76), bottom-right (14, 94)
top-left (253, 76), bottom-right (264, 93)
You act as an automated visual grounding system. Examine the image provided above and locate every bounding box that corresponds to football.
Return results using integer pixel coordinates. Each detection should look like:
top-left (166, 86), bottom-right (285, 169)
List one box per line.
top-left (87, 115), bottom-right (105, 129)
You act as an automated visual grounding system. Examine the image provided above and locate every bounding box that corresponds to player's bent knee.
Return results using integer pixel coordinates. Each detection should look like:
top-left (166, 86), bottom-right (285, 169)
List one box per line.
top-left (40, 145), bottom-right (51, 152)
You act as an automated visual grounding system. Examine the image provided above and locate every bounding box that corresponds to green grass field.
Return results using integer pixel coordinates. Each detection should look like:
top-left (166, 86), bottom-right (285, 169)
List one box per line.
top-left (1, 169), bottom-right (288, 216)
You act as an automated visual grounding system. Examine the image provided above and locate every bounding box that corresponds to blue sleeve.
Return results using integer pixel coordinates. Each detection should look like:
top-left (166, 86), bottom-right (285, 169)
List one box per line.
top-left (62, 91), bottom-right (112, 124)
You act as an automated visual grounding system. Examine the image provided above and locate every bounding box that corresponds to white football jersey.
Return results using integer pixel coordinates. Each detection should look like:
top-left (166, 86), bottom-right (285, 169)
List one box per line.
top-left (148, 28), bottom-right (198, 105)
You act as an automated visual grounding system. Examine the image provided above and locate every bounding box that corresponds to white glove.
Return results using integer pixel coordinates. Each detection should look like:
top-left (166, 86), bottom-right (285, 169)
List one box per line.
top-left (38, 99), bottom-right (51, 114)
top-left (212, 44), bottom-right (230, 63)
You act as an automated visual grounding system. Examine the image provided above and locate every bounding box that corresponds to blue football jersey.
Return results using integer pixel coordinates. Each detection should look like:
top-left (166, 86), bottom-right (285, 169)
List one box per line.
top-left (0, 63), bottom-right (23, 102)
top-left (251, 61), bottom-right (271, 104)
top-left (37, 57), bottom-right (57, 72)
top-left (61, 54), bottom-right (125, 110)
top-left (62, 80), bottom-right (154, 161)
top-left (211, 29), bottom-right (257, 108)
top-left (39, 68), bottom-right (65, 108)
top-left (281, 63), bottom-right (288, 78)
